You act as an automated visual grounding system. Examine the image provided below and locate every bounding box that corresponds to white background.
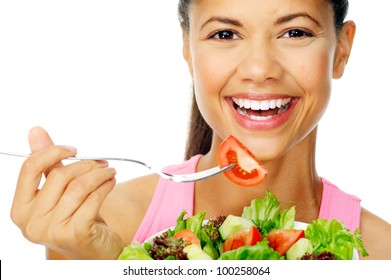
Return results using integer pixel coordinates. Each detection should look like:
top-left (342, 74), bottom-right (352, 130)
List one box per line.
top-left (0, 0), bottom-right (390, 269)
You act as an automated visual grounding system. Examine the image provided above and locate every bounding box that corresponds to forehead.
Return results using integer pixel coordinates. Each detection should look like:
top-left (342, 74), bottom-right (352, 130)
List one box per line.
top-left (190, 0), bottom-right (333, 27)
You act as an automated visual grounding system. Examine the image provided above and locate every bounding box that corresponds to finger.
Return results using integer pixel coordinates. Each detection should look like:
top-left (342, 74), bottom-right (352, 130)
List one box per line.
top-left (52, 167), bottom-right (116, 221)
top-left (29, 126), bottom-right (55, 152)
top-left (14, 145), bottom-right (77, 205)
top-left (33, 160), bottom-right (109, 216)
top-left (71, 177), bottom-right (116, 228)
top-left (28, 126), bottom-right (73, 177)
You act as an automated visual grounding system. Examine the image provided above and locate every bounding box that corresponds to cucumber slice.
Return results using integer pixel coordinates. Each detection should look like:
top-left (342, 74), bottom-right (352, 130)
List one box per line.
top-left (184, 244), bottom-right (213, 260)
top-left (285, 238), bottom-right (313, 260)
top-left (218, 215), bottom-right (254, 240)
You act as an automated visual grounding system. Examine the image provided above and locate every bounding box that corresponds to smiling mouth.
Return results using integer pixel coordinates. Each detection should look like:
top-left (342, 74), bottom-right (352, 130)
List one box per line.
top-left (232, 97), bottom-right (294, 121)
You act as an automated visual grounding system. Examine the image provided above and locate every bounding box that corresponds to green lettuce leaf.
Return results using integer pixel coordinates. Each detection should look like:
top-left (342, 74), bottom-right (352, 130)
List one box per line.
top-left (241, 190), bottom-right (295, 235)
top-left (305, 218), bottom-right (369, 259)
top-left (118, 241), bottom-right (153, 260)
top-left (171, 209), bottom-right (206, 238)
top-left (277, 206), bottom-right (296, 230)
top-left (219, 239), bottom-right (282, 260)
top-left (242, 191), bottom-right (281, 222)
top-left (171, 210), bottom-right (187, 234)
top-left (186, 210), bottom-right (206, 237)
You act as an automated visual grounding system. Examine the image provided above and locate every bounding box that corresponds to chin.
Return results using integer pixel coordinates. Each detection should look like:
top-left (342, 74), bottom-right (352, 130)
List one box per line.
top-left (242, 138), bottom-right (286, 162)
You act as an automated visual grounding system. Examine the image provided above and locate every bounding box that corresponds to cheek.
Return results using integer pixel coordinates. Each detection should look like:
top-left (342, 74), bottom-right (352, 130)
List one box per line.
top-left (192, 49), bottom-right (232, 94)
top-left (191, 48), bottom-right (233, 115)
top-left (192, 57), bottom-right (217, 114)
top-left (293, 48), bottom-right (334, 117)
top-left (190, 48), bottom-right (239, 140)
top-left (191, 54), bottom-right (221, 130)
top-left (297, 50), bottom-right (333, 94)
top-left (294, 50), bottom-right (334, 135)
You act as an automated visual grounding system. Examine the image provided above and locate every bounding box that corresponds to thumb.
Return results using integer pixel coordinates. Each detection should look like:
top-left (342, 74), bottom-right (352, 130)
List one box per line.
top-left (28, 126), bottom-right (55, 152)
top-left (28, 126), bottom-right (68, 177)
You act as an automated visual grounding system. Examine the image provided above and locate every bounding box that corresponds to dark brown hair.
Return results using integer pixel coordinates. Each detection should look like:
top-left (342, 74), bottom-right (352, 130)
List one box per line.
top-left (178, 0), bottom-right (350, 160)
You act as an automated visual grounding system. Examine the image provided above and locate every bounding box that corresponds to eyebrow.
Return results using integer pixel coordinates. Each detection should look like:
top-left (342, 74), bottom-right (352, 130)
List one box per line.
top-left (275, 12), bottom-right (322, 28)
top-left (200, 16), bottom-right (243, 30)
top-left (200, 12), bottom-right (322, 31)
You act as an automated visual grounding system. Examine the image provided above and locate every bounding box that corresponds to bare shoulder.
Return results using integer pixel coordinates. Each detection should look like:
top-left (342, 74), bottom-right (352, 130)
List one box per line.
top-left (360, 207), bottom-right (391, 259)
top-left (100, 174), bottom-right (160, 245)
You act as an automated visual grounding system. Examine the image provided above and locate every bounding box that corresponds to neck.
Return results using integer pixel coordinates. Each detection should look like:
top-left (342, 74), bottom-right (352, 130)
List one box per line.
top-left (195, 128), bottom-right (323, 223)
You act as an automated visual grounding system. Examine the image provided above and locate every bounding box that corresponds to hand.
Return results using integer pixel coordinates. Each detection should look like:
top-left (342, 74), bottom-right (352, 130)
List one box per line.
top-left (11, 127), bottom-right (125, 259)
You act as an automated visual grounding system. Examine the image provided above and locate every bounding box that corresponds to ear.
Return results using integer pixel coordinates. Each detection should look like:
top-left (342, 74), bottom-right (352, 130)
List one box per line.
top-left (333, 21), bottom-right (356, 79)
top-left (182, 28), bottom-right (194, 78)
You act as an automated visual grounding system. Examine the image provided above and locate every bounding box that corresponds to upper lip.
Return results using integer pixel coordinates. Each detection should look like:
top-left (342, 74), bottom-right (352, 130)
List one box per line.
top-left (230, 92), bottom-right (294, 100)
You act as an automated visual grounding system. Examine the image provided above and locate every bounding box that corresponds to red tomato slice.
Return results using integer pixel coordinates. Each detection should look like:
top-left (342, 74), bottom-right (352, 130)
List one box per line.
top-left (222, 226), bottom-right (263, 252)
top-left (173, 229), bottom-right (201, 247)
top-left (266, 229), bottom-right (304, 256)
top-left (218, 135), bottom-right (268, 187)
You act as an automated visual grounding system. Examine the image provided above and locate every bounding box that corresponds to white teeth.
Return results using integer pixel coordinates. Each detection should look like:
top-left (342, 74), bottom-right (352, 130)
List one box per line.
top-left (260, 100), bottom-right (270, 110)
top-left (244, 99), bottom-right (251, 109)
top-left (232, 97), bottom-right (292, 111)
top-left (236, 106), bottom-right (277, 120)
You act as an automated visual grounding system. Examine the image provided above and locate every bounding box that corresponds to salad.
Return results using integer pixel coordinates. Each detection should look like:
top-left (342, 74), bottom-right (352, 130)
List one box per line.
top-left (118, 191), bottom-right (368, 260)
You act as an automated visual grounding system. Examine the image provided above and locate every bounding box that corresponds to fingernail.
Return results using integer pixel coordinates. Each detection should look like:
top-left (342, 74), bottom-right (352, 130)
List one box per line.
top-left (96, 160), bottom-right (109, 167)
top-left (60, 145), bottom-right (77, 153)
top-left (105, 167), bottom-right (116, 175)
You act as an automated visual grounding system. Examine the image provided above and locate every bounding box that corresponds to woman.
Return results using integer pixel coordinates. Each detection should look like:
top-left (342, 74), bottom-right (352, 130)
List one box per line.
top-left (11, 0), bottom-right (391, 259)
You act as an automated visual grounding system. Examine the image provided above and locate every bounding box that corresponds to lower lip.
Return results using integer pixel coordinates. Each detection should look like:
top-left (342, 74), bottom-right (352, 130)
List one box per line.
top-left (228, 97), bottom-right (300, 130)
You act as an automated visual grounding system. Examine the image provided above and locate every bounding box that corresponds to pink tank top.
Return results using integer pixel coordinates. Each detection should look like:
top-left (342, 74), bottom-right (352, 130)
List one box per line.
top-left (133, 155), bottom-right (361, 243)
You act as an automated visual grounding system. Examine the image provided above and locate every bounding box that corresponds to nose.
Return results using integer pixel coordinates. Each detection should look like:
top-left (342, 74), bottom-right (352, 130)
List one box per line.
top-left (236, 40), bottom-right (283, 84)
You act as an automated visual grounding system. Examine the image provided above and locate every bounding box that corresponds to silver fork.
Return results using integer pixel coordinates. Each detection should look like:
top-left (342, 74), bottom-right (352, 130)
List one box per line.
top-left (0, 151), bottom-right (235, 183)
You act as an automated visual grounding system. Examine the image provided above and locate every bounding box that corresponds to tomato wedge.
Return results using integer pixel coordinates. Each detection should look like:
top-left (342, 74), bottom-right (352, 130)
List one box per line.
top-left (218, 135), bottom-right (267, 187)
top-left (222, 226), bottom-right (263, 252)
top-left (173, 229), bottom-right (201, 247)
top-left (266, 229), bottom-right (305, 256)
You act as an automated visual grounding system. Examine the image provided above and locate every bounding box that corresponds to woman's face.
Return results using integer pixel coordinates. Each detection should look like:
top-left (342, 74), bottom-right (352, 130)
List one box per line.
top-left (183, 0), bottom-right (354, 161)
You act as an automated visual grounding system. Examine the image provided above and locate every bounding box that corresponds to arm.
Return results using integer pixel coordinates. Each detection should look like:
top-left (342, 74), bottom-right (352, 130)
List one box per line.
top-left (360, 208), bottom-right (391, 259)
top-left (46, 248), bottom-right (71, 260)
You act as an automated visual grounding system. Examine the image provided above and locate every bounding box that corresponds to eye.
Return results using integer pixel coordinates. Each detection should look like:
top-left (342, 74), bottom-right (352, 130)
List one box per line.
top-left (209, 29), bottom-right (240, 40)
top-left (280, 29), bottom-right (315, 38)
